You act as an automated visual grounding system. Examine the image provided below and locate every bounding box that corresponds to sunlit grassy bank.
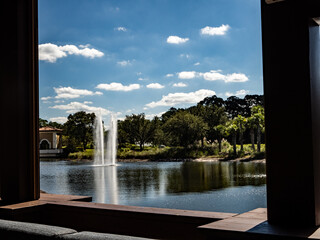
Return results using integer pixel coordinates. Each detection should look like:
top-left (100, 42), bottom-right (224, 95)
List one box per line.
top-left (67, 143), bottom-right (265, 161)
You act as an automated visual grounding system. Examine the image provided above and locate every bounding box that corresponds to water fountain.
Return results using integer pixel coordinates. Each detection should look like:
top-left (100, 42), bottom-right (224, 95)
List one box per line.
top-left (93, 113), bottom-right (105, 165)
top-left (106, 114), bottom-right (117, 166)
top-left (94, 113), bottom-right (117, 166)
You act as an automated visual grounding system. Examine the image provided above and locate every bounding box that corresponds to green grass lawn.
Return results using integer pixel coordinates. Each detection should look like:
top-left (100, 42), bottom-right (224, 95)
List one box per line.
top-left (66, 143), bottom-right (265, 161)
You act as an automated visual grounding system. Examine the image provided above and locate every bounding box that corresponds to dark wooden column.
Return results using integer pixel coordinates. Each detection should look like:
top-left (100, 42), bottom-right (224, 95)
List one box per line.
top-left (261, 0), bottom-right (320, 226)
top-left (0, 0), bottom-right (39, 203)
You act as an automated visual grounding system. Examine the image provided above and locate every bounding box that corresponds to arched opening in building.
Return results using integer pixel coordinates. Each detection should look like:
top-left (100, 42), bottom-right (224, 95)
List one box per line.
top-left (40, 139), bottom-right (50, 150)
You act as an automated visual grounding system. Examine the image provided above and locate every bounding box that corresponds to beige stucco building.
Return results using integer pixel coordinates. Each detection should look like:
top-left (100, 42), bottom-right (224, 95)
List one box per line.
top-left (39, 127), bottom-right (63, 157)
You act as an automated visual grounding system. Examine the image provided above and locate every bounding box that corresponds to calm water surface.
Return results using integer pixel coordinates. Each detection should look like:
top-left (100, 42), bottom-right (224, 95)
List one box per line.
top-left (40, 160), bottom-right (266, 213)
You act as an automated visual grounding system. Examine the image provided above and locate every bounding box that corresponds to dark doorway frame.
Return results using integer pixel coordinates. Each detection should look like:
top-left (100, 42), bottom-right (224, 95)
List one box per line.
top-left (1, 0), bottom-right (320, 228)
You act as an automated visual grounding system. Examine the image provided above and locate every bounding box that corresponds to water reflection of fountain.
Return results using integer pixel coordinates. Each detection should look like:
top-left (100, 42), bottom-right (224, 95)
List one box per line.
top-left (93, 113), bottom-right (117, 166)
top-left (94, 166), bottom-right (119, 204)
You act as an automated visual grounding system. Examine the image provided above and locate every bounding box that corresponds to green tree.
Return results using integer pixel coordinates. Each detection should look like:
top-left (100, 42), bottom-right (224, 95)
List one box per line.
top-left (39, 118), bottom-right (48, 127)
top-left (225, 96), bottom-right (247, 118)
top-left (187, 104), bottom-right (227, 144)
top-left (246, 116), bottom-right (256, 151)
top-left (234, 115), bottom-right (247, 151)
top-left (244, 95), bottom-right (264, 112)
top-left (251, 105), bottom-right (265, 152)
top-left (206, 106), bottom-right (228, 143)
top-left (226, 120), bottom-right (238, 155)
top-left (64, 111), bottom-right (95, 150)
top-left (117, 120), bottom-right (133, 145)
top-left (198, 95), bottom-right (225, 108)
top-left (161, 107), bottom-right (185, 123)
top-left (47, 121), bottom-right (63, 129)
top-left (39, 118), bottom-right (63, 129)
top-left (121, 114), bottom-right (155, 150)
top-left (163, 112), bottom-right (208, 147)
top-left (150, 116), bottom-right (164, 146)
top-left (214, 124), bottom-right (227, 152)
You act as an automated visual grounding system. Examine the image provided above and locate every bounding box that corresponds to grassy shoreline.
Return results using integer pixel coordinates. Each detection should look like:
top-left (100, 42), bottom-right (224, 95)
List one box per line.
top-left (41, 156), bottom-right (266, 163)
top-left (57, 144), bottom-right (266, 163)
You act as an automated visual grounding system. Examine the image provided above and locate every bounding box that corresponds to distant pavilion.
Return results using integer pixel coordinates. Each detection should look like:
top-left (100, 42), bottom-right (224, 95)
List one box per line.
top-left (39, 127), bottom-right (63, 157)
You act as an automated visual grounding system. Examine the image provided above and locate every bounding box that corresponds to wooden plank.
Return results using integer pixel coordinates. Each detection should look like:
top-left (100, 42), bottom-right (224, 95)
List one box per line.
top-left (43, 200), bottom-right (236, 221)
top-left (198, 208), bottom-right (320, 239)
top-left (40, 201), bottom-right (235, 240)
top-left (0, 193), bottom-right (92, 211)
top-left (310, 228), bottom-right (320, 239)
top-left (0, 200), bottom-right (45, 210)
top-left (199, 216), bottom-right (266, 232)
top-left (39, 193), bottom-right (92, 202)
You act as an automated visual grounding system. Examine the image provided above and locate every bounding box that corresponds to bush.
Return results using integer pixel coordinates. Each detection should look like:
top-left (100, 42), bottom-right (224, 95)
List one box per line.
top-left (68, 149), bottom-right (94, 159)
top-left (252, 151), bottom-right (266, 159)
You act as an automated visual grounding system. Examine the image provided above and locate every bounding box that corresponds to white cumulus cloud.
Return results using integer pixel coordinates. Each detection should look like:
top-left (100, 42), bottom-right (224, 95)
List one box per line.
top-left (41, 96), bottom-right (52, 101)
top-left (180, 54), bottom-right (190, 59)
top-left (167, 36), bottom-right (189, 44)
top-left (115, 26), bottom-right (127, 32)
top-left (173, 82), bottom-right (187, 88)
top-left (145, 89), bottom-right (216, 108)
top-left (49, 117), bottom-right (68, 124)
top-left (200, 24), bottom-right (230, 36)
top-left (79, 44), bottom-right (91, 48)
top-left (117, 60), bottom-right (132, 66)
top-left (146, 83), bottom-right (165, 89)
top-left (96, 82), bottom-right (141, 92)
top-left (177, 71), bottom-right (198, 79)
top-left (203, 70), bottom-right (249, 83)
top-left (50, 102), bottom-right (111, 116)
top-left (166, 74), bottom-right (174, 77)
top-left (54, 87), bottom-right (103, 99)
top-left (203, 70), bottom-right (226, 81)
top-left (225, 90), bottom-right (250, 97)
top-left (39, 44), bottom-right (66, 63)
top-left (39, 43), bottom-right (104, 63)
top-left (224, 73), bottom-right (249, 83)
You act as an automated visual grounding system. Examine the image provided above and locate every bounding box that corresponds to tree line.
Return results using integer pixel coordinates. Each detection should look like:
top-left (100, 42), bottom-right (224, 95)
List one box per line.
top-left (118, 95), bottom-right (264, 155)
top-left (40, 94), bottom-right (265, 156)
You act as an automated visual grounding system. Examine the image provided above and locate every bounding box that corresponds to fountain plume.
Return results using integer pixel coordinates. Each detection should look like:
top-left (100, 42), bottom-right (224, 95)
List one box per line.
top-left (94, 113), bottom-right (117, 166)
top-left (106, 113), bottom-right (117, 166)
top-left (94, 113), bottom-right (105, 165)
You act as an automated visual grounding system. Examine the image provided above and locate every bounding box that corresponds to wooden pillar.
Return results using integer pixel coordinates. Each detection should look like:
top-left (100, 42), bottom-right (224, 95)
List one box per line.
top-left (0, 0), bottom-right (39, 203)
top-left (261, 0), bottom-right (320, 226)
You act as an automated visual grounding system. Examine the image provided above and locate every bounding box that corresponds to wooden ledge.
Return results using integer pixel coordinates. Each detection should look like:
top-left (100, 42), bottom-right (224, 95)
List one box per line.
top-left (199, 208), bottom-right (320, 239)
top-left (0, 193), bottom-right (92, 221)
top-left (43, 200), bottom-right (236, 222)
top-left (0, 193), bottom-right (91, 209)
top-left (0, 193), bottom-right (237, 239)
top-left (0, 193), bottom-right (235, 222)
top-left (39, 193), bottom-right (92, 202)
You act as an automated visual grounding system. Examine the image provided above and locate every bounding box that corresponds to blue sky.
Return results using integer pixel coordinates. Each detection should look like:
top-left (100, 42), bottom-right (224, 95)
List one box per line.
top-left (38, 0), bottom-right (263, 124)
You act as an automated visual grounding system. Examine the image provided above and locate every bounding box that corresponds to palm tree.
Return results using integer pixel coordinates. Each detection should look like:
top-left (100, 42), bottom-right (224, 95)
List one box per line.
top-left (246, 116), bottom-right (256, 151)
top-left (251, 106), bottom-right (265, 152)
top-left (226, 120), bottom-right (238, 155)
top-left (214, 124), bottom-right (226, 152)
top-left (234, 115), bottom-right (247, 151)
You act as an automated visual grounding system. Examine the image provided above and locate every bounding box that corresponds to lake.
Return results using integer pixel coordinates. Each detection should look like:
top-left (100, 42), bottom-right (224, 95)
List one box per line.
top-left (40, 160), bottom-right (266, 213)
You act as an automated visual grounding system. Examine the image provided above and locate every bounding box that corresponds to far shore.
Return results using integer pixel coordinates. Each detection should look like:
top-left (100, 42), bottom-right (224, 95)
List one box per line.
top-left (41, 157), bottom-right (266, 163)
top-left (116, 157), bottom-right (266, 163)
